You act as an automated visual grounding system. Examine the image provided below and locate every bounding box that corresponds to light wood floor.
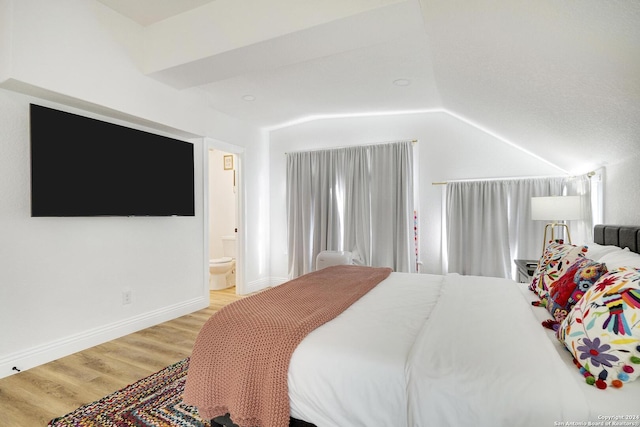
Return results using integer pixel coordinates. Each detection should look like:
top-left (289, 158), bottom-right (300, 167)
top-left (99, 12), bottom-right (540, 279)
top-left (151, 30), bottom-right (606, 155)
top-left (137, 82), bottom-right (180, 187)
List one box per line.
top-left (0, 288), bottom-right (242, 427)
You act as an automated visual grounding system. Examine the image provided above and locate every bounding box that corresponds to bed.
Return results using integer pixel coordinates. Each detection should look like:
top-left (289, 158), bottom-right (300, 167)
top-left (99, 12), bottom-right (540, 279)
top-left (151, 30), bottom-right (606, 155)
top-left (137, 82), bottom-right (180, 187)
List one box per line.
top-left (185, 224), bottom-right (640, 427)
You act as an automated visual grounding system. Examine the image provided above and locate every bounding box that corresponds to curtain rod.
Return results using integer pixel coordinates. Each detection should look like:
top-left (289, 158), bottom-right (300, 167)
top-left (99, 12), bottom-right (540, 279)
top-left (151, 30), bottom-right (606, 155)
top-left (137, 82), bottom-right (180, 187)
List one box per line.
top-left (431, 171), bottom-right (596, 186)
top-left (286, 139), bottom-right (417, 155)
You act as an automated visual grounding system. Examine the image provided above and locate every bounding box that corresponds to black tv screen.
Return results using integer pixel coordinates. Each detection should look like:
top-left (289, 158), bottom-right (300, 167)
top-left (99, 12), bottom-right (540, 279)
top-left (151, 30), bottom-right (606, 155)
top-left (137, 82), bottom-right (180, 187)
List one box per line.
top-left (30, 104), bottom-right (195, 217)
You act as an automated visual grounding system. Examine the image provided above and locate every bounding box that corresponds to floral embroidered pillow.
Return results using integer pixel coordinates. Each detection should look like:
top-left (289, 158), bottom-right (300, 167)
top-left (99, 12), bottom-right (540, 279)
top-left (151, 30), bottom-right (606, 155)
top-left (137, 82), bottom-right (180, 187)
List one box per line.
top-left (546, 259), bottom-right (607, 323)
top-left (529, 242), bottom-right (588, 299)
top-left (557, 267), bottom-right (640, 389)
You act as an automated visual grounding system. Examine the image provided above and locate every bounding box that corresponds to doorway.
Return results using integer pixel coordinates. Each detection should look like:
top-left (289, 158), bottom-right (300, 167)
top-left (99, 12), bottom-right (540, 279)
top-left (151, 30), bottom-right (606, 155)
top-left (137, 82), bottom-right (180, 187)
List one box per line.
top-left (204, 139), bottom-right (243, 295)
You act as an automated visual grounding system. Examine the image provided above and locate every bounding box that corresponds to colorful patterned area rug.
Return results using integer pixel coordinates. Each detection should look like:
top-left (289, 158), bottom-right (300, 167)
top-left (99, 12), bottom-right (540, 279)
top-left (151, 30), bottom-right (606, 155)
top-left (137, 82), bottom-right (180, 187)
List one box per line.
top-left (48, 358), bottom-right (210, 427)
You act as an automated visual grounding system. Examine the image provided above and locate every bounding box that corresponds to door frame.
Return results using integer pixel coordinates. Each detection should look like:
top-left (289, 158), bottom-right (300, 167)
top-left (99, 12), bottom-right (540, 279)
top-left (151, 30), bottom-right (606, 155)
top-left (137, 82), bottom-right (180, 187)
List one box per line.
top-left (202, 137), bottom-right (245, 295)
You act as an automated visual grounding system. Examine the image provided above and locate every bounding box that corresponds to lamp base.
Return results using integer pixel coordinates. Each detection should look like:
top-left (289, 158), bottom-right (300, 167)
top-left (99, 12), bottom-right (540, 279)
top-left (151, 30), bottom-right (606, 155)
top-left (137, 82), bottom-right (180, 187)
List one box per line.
top-left (541, 222), bottom-right (572, 256)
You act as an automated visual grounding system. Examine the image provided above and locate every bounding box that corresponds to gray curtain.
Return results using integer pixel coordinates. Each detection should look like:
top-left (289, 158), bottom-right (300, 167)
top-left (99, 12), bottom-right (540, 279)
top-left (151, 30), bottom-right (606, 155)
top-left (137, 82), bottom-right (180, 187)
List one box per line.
top-left (565, 174), bottom-right (594, 245)
top-left (446, 180), bottom-right (512, 278)
top-left (445, 176), bottom-right (590, 279)
top-left (507, 177), bottom-right (567, 264)
top-left (286, 141), bottom-right (415, 278)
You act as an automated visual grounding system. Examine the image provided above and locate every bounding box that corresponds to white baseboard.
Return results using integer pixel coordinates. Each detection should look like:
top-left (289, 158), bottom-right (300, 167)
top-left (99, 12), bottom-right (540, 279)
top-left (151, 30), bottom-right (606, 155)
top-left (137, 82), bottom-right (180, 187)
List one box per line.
top-left (243, 276), bottom-right (290, 294)
top-left (0, 296), bottom-right (209, 379)
top-left (270, 276), bottom-right (289, 287)
top-left (243, 277), bottom-right (271, 294)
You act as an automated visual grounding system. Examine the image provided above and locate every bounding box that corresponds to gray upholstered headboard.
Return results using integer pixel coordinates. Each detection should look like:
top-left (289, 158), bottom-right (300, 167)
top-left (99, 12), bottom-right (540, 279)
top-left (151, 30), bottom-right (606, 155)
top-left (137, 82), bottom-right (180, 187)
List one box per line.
top-left (593, 224), bottom-right (640, 254)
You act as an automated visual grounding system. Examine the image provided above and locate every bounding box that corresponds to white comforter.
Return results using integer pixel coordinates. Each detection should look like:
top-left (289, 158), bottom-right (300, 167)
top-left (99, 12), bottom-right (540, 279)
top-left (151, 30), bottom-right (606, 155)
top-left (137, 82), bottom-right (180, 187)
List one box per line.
top-left (288, 272), bottom-right (640, 427)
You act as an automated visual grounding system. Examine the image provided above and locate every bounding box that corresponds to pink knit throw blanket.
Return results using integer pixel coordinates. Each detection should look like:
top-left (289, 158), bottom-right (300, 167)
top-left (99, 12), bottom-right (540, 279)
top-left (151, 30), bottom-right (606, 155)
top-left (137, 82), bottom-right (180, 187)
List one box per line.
top-left (183, 265), bottom-right (391, 427)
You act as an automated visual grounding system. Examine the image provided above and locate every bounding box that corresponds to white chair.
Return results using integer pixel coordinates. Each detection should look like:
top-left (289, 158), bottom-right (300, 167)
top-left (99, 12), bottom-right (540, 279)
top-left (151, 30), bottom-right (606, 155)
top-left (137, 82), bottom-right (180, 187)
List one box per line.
top-left (315, 251), bottom-right (353, 270)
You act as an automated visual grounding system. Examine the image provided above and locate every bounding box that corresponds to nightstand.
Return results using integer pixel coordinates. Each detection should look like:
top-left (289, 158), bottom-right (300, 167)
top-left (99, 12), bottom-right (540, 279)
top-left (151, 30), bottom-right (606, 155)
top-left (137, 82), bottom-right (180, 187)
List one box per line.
top-left (514, 259), bottom-right (538, 283)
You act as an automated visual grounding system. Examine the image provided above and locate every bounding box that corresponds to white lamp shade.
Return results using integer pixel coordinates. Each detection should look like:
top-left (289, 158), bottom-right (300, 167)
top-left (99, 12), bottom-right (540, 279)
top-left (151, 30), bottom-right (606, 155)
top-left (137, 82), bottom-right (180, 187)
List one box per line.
top-left (531, 196), bottom-right (582, 221)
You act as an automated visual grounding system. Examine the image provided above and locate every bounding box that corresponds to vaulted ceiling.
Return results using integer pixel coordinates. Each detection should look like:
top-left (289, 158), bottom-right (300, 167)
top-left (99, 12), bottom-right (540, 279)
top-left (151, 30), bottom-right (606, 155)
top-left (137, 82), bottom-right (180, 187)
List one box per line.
top-left (97, 0), bottom-right (640, 173)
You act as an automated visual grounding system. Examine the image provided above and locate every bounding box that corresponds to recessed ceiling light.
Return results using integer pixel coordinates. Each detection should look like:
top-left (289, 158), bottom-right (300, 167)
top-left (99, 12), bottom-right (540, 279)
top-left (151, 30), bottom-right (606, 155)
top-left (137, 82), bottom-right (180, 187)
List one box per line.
top-left (242, 95), bottom-right (256, 101)
top-left (393, 79), bottom-right (411, 87)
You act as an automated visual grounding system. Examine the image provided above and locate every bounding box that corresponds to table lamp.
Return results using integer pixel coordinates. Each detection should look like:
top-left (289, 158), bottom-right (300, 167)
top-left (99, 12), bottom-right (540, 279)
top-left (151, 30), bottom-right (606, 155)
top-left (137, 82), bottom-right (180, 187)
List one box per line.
top-left (531, 196), bottom-right (582, 255)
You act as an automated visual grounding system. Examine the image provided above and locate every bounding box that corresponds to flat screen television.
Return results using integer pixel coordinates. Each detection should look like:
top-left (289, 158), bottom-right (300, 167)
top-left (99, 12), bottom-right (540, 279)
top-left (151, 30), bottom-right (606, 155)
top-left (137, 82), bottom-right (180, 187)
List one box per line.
top-left (30, 104), bottom-right (195, 217)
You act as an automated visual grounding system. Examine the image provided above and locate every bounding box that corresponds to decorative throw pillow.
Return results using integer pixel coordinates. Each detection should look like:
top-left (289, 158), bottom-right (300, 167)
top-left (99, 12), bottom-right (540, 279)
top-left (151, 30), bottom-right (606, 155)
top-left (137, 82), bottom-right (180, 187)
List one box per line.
top-left (546, 259), bottom-right (608, 323)
top-left (529, 242), bottom-right (588, 299)
top-left (557, 267), bottom-right (640, 389)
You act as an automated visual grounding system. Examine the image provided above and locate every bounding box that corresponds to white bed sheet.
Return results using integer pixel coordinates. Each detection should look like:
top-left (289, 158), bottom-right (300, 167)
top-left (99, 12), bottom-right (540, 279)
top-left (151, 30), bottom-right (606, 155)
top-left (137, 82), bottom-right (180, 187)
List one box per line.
top-left (288, 272), bottom-right (444, 426)
top-left (288, 272), bottom-right (640, 427)
top-left (406, 274), bottom-right (589, 426)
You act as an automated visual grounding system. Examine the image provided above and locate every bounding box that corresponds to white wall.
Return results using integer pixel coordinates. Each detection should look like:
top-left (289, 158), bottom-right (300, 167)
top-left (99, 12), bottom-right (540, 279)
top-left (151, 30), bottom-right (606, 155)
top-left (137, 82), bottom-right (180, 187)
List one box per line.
top-left (241, 129), bottom-right (272, 290)
top-left (604, 155), bottom-right (640, 225)
top-left (0, 90), bottom-right (205, 376)
top-left (3, 0), bottom-right (207, 134)
top-left (0, 0), bottom-right (269, 378)
top-left (269, 112), bottom-right (567, 280)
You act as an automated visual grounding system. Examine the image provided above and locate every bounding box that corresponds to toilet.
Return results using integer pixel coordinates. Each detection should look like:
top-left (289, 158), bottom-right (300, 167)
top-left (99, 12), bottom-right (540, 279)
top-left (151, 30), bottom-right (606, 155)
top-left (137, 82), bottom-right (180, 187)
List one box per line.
top-left (209, 235), bottom-right (236, 290)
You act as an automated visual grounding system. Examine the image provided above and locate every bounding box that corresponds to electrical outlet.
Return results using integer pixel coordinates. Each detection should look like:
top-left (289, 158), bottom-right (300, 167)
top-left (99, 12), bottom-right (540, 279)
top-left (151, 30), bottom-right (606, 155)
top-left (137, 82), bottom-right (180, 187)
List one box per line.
top-left (122, 290), bottom-right (132, 305)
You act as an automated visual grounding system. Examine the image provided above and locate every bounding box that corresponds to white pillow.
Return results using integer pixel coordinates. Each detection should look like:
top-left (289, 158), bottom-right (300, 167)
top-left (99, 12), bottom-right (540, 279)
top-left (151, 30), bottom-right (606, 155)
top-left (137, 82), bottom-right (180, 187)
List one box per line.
top-left (584, 242), bottom-right (626, 261)
top-left (599, 247), bottom-right (640, 269)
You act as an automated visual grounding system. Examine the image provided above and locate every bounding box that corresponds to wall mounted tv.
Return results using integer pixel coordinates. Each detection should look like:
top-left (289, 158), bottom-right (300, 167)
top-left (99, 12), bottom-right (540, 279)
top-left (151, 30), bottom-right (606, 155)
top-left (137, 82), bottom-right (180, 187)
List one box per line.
top-left (30, 104), bottom-right (195, 217)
